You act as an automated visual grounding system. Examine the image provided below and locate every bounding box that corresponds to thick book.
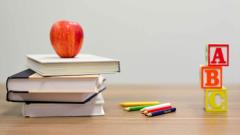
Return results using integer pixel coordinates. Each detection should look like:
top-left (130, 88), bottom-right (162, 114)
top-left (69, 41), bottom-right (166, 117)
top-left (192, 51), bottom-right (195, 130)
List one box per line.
top-left (22, 94), bottom-right (105, 117)
top-left (6, 69), bottom-right (105, 93)
top-left (27, 54), bottom-right (120, 76)
top-left (7, 85), bottom-right (106, 103)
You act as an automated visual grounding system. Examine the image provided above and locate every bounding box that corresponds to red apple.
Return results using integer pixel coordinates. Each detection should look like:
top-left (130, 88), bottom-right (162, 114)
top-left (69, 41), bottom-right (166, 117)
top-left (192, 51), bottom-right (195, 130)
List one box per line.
top-left (50, 20), bottom-right (84, 58)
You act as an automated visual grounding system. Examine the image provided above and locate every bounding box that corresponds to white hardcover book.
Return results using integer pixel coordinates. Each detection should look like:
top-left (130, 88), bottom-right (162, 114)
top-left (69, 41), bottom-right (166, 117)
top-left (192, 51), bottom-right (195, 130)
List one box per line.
top-left (22, 94), bottom-right (105, 117)
top-left (27, 54), bottom-right (120, 76)
top-left (7, 84), bottom-right (106, 103)
top-left (7, 69), bottom-right (105, 93)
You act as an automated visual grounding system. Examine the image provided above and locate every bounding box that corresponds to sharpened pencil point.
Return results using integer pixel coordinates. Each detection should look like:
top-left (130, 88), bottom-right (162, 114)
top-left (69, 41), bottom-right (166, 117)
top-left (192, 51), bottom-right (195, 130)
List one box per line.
top-left (124, 107), bottom-right (130, 111)
top-left (146, 113), bottom-right (152, 117)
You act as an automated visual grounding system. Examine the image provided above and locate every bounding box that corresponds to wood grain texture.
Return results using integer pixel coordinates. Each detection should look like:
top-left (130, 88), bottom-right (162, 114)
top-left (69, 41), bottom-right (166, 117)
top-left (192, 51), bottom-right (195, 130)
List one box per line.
top-left (1, 84), bottom-right (240, 135)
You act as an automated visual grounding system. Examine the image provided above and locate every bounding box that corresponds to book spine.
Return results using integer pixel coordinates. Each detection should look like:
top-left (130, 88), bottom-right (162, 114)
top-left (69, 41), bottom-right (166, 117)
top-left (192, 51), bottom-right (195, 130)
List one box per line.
top-left (117, 61), bottom-right (121, 72)
top-left (6, 76), bottom-right (11, 102)
top-left (6, 69), bottom-right (36, 102)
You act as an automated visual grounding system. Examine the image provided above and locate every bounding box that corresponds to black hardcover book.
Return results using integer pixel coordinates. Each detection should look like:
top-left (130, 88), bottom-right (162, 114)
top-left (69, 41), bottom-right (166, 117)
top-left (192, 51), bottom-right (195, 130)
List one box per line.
top-left (6, 69), bottom-right (106, 104)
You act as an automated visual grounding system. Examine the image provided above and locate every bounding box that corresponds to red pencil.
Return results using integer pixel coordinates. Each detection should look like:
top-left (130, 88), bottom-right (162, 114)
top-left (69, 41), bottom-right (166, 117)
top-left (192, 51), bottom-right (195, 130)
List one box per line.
top-left (143, 105), bottom-right (172, 114)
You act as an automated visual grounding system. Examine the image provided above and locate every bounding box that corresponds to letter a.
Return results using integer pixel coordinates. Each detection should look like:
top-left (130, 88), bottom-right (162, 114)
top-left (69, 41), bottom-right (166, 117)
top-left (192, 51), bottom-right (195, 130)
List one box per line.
top-left (208, 44), bottom-right (229, 66)
top-left (211, 48), bottom-right (226, 64)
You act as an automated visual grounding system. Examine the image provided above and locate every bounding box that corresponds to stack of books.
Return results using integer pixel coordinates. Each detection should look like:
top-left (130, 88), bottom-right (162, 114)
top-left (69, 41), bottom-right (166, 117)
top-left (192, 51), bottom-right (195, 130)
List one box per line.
top-left (6, 54), bottom-right (120, 117)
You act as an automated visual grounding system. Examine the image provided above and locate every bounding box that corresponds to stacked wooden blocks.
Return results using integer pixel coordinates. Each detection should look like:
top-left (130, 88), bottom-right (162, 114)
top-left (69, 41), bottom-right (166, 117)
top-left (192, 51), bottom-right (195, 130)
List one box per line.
top-left (200, 44), bottom-right (229, 112)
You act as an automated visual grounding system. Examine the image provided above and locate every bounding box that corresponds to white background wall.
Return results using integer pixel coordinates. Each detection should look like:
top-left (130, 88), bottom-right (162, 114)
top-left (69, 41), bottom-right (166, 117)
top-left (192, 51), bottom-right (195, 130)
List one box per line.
top-left (0, 0), bottom-right (240, 84)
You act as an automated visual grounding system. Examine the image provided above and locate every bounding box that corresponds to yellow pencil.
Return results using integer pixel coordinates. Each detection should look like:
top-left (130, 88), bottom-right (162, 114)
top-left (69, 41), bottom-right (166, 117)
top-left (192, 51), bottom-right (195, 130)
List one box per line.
top-left (120, 101), bottom-right (160, 107)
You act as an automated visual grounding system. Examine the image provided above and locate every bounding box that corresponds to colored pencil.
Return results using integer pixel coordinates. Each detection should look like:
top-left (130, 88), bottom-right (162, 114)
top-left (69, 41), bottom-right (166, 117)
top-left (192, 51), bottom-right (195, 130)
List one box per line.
top-left (140, 103), bottom-right (171, 112)
top-left (124, 105), bottom-right (153, 111)
top-left (146, 107), bottom-right (176, 117)
top-left (120, 101), bottom-right (160, 107)
top-left (143, 105), bottom-right (172, 114)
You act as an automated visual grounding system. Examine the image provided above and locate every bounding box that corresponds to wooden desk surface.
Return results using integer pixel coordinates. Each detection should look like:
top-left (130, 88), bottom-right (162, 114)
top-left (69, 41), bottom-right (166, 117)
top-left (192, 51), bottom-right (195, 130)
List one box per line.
top-left (0, 84), bottom-right (240, 135)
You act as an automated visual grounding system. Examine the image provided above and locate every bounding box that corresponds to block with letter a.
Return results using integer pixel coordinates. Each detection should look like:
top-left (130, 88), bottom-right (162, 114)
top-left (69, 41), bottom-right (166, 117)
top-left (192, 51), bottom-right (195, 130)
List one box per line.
top-left (201, 65), bottom-right (222, 89)
top-left (205, 87), bottom-right (228, 112)
top-left (208, 44), bottom-right (229, 66)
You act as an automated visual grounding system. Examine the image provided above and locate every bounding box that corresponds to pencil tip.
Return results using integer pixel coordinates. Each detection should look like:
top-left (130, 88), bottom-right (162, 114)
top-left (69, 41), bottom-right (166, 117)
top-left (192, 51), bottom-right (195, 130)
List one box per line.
top-left (124, 107), bottom-right (129, 111)
top-left (146, 113), bottom-right (152, 117)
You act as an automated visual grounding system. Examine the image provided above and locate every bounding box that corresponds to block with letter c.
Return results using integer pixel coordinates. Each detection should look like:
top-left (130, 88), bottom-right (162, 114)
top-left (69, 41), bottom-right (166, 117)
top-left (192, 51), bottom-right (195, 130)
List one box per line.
top-left (205, 87), bottom-right (228, 112)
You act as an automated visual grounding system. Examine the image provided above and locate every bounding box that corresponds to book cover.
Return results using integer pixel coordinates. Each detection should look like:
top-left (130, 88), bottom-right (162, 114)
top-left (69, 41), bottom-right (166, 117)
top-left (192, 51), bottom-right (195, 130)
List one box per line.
top-left (6, 69), bottom-right (105, 93)
top-left (7, 85), bottom-right (106, 104)
top-left (27, 54), bottom-right (120, 76)
top-left (22, 94), bottom-right (105, 117)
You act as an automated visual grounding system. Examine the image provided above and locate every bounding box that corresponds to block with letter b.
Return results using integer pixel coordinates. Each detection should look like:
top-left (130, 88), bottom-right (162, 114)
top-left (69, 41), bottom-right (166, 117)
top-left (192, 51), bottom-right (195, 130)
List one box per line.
top-left (207, 44), bottom-right (229, 66)
top-left (201, 65), bottom-right (222, 89)
top-left (205, 87), bottom-right (228, 112)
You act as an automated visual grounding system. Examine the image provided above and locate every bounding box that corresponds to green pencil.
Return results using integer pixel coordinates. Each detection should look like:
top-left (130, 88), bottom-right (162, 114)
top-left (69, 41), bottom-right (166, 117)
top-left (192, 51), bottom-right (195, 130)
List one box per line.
top-left (124, 105), bottom-right (152, 111)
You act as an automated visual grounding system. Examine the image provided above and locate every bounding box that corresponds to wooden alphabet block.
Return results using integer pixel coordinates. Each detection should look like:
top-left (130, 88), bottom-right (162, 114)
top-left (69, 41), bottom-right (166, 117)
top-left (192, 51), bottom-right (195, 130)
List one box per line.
top-left (207, 44), bottom-right (229, 66)
top-left (201, 65), bottom-right (222, 89)
top-left (205, 87), bottom-right (228, 112)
